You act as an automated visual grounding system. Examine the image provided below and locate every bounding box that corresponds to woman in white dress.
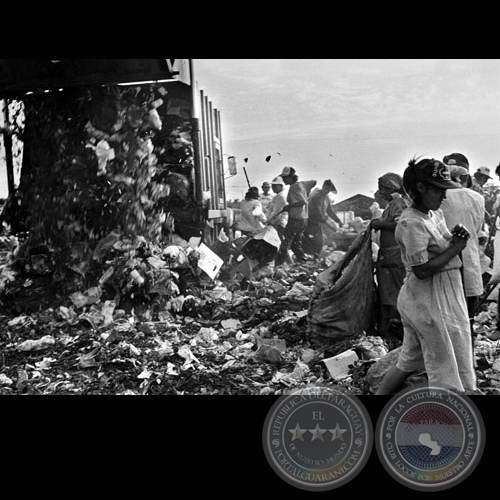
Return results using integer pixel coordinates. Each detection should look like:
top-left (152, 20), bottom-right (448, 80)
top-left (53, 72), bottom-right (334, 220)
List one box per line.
top-left (376, 158), bottom-right (478, 395)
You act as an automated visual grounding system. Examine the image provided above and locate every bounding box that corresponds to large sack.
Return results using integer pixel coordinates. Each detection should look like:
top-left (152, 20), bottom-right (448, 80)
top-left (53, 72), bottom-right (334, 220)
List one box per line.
top-left (307, 229), bottom-right (376, 347)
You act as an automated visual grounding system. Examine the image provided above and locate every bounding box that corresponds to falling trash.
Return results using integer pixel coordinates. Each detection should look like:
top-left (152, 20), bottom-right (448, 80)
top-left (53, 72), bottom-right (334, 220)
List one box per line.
top-left (197, 243), bottom-right (224, 280)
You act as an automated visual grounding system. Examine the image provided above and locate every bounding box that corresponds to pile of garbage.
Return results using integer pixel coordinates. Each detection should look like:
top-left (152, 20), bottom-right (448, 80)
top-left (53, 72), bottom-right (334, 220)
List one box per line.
top-left (0, 231), bottom-right (354, 395)
top-left (1, 230), bottom-right (500, 396)
top-left (0, 228), bottom-right (224, 317)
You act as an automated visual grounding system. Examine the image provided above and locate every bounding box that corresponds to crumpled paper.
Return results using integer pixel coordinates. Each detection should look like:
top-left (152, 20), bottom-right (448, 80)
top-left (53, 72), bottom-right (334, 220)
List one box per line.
top-left (177, 345), bottom-right (200, 370)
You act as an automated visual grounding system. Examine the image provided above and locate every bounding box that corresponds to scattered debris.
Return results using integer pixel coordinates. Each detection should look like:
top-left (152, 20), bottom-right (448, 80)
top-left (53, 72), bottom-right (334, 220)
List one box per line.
top-left (0, 224), bottom-right (500, 396)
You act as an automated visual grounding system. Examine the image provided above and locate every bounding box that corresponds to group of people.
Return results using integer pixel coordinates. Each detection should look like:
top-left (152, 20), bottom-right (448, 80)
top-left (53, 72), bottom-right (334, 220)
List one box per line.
top-left (233, 153), bottom-right (500, 396)
top-left (372, 152), bottom-right (499, 396)
top-left (234, 166), bottom-right (341, 268)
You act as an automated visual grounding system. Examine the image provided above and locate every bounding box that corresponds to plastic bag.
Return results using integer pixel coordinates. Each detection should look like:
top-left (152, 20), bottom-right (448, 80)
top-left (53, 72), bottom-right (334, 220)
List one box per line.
top-left (307, 229), bottom-right (376, 347)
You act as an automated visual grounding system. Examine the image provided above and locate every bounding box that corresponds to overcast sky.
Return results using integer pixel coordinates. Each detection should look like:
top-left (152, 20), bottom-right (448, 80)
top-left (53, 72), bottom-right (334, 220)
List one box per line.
top-left (1, 59), bottom-right (499, 204)
top-left (193, 59), bottom-right (500, 202)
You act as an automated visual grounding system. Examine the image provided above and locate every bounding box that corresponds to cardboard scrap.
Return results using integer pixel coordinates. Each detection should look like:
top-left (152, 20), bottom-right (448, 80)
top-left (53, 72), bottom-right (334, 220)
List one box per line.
top-left (197, 243), bottom-right (224, 280)
top-left (322, 349), bottom-right (359, 380)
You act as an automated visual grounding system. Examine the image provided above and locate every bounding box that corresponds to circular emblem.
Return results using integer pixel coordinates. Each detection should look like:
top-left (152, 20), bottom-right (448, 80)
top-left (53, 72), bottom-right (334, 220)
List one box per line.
top-left (375, 387), bottom-right (485, 491)
top-left (262, 385), bottom-right (373, 491)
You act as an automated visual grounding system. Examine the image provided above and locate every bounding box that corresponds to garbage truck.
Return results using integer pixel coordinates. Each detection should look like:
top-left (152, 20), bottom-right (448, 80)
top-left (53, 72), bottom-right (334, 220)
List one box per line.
top-left (0, 59), bottom-right (229, 243)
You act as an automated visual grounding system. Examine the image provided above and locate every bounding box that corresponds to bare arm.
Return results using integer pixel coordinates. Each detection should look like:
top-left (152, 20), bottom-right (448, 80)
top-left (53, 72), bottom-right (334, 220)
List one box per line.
top-left (412, 225), bottom-right (469, 280)
top-left (327, 205), bottom-right (342, 225)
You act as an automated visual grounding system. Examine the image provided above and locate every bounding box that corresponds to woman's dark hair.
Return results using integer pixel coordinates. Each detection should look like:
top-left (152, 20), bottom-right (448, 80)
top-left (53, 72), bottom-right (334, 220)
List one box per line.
top-left (245, 187), bottom-right (260, 200)
top-left (403, 156), bottom-right (430, 204)
top-left (495, 163), bottom-right (500, 178)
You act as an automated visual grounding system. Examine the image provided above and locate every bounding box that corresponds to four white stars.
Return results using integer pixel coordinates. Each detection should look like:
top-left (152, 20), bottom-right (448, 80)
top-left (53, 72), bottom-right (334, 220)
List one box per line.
top-left (289, 423), bottom-right (347, 442)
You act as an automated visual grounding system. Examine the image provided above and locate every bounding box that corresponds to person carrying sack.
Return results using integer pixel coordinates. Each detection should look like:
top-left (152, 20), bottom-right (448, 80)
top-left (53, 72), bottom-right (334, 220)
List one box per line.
top-left (370, 172), bottom-right (409, 334)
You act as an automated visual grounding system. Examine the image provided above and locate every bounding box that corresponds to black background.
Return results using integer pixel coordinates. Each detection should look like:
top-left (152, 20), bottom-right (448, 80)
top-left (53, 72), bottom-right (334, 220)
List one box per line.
top-left (4, 395), bottom-right (491, 496)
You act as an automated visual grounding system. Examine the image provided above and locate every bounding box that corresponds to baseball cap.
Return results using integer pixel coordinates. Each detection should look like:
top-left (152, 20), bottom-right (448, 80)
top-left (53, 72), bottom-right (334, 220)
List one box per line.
top-left (443, 153), bottom-right (469, 171)
top-left (262, 181), bottom-right (271, 188)
top-left (271, 176), bottom-right (285, 186)
top-left (416, 159), bottom-right (462, 189)
top-left (476, 166), bottom-right (492, 179)
top-left (280, 166), bottom-right (296, 177)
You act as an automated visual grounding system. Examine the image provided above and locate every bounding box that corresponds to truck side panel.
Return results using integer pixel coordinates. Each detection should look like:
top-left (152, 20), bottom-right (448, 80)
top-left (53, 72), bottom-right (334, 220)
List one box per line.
top-left (198, 89), bottom-right (227, 221)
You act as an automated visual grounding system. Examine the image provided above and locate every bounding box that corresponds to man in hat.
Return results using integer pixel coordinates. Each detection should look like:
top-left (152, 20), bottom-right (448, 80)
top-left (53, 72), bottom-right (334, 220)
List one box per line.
top-left (443, 152), bottom-right (469, 170)
top-left (473, 166), bottom-right (493, 195)
top-left (303, 180), bottom-right (342, 258)
top-left (275, 166), bottom-right (310, 265)
top-left (441, 166), bottom-right (487, 337)
top-left (442, 152), bottom-right (485, 194)
top-left (444, 152), bottom-right (492, 227)
top-left (260, 181), bottom-right (274, 213)
top-left (265, 176), bottom-right (288, 236)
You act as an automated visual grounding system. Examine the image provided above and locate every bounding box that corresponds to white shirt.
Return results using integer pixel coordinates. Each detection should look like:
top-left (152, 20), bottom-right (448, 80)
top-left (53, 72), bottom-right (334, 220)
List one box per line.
top-left (440, 187), bottom-right (486, 297)
top-left (265, 191), bottom-right (288, 228)
top-left (260, 194), bottom-right (274, 213)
